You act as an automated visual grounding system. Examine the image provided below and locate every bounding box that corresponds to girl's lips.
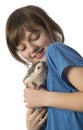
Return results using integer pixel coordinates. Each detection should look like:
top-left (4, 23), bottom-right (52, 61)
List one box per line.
top-left (33, 48), bottom-right (44, 59)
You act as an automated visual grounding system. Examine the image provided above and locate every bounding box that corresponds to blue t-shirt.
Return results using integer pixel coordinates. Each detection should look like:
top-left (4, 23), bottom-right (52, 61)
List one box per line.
top-left (45, 42), bottom-right (83, 130)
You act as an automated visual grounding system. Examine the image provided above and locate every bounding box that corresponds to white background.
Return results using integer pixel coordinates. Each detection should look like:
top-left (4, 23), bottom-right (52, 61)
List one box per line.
top-left (0, 0), bottom-right (83, 130)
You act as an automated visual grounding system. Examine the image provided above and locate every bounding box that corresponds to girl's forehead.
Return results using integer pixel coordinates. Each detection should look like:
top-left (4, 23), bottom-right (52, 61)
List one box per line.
top-left (27, 24), bottom-right (44, 32)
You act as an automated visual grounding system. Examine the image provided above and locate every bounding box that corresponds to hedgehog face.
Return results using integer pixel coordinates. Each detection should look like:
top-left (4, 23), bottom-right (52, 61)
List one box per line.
top-left (34, 62), bottom-right (47, 74)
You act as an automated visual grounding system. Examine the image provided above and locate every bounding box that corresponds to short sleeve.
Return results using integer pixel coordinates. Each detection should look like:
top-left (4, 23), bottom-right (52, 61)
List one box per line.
top-left (46, 42), bottom-right (83, 77)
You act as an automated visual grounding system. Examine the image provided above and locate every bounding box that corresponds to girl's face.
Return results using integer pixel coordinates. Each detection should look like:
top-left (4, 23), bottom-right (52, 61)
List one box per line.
top-left (16, 26), bottom-right (51, 63)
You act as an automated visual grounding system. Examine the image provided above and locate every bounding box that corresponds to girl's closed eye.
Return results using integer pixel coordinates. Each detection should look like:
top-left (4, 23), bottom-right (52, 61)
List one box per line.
top-left (16, 44), bottom-right (26, 52)
top-left (20, 46), bottom-right (26, 51)
top-left (30, 32), bottom-right (40, 41)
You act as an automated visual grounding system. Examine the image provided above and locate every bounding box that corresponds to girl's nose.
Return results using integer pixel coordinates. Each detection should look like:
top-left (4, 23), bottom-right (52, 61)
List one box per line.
top-left (27, 44), bottom-right (34, 53)
top-left (28, 45), bottom-right (39, 53)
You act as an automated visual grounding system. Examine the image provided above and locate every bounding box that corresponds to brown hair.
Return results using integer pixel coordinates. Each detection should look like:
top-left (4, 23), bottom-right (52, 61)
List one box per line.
top-left (6, 5), bottom-right (65, 65)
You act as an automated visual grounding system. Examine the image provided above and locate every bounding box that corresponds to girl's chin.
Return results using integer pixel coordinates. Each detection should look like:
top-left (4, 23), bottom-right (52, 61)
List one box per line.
top-left (40, 57), bottom-right (46, 62)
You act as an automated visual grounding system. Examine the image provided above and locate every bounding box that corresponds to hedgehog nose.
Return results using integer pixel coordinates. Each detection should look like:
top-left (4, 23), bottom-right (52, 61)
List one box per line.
top-left (41, 61), bottom-right (45, 65)
top-left (41, 61), bottom-right (45, 64)
top-left (41, 61), bottom-right (47, 68)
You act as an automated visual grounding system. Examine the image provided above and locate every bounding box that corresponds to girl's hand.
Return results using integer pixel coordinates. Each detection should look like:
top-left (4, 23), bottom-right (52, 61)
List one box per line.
top-left (24, 88), bottom-right (48, 108)
top-left (26, 108), bottom-right (48, 130)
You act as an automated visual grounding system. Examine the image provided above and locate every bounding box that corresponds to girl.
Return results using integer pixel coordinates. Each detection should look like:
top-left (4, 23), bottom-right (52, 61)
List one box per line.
top-left (6, 5), bottom-right (83, 130)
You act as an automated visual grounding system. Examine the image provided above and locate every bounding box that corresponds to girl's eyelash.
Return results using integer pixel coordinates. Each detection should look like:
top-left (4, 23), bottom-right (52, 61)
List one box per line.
top-left (30, 33), bottom-right (40, 41)
top-left (34, 34), bottom-right (40, 40)
top-left (21, 46), bottom-right (26, 51)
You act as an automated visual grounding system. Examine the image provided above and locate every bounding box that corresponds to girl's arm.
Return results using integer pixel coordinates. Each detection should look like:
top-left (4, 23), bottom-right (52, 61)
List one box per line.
top-left (24, 66), bottom-right (83, 112)
top-left (64, 66), bottom-right (83, 91)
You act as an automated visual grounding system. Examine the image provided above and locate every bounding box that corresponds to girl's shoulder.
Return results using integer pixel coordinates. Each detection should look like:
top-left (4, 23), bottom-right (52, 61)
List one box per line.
top-left (47, 42), bottom-right (82, 58)
top-left (47, 42), bottom-right (67, 52)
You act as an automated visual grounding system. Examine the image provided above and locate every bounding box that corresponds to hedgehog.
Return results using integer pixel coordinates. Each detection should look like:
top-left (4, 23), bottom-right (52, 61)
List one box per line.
top-left (23, 61), bottom-right (47, 130)
top-left (23, 61), bottom-right (47, 89)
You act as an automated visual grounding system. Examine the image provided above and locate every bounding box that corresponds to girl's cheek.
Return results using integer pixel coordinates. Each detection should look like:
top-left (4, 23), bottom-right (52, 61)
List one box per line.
top-left (19, 52), bottom-right (28, 61)
top-left (21, 52), bottom-right (28, 58)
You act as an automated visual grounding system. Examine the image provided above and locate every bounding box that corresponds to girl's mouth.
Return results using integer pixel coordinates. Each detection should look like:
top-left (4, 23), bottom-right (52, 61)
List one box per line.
top-left (32, 48), bottom-right (44, 59)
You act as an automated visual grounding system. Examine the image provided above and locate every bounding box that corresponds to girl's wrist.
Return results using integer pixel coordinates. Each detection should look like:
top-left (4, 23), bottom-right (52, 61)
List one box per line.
top-left (44, 91), bottom-right (56, 107)
top-left (43, 91), bottom-right (51, 107)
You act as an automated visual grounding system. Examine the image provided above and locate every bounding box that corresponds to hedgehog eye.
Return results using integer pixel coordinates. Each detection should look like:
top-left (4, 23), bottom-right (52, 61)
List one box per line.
top-left (37, 66), bottom-right (40, 69)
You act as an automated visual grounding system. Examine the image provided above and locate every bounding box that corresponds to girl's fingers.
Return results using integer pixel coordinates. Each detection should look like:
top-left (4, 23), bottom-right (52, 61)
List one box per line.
top-left (33, 108), bottom-right (48, 124)
top-left (26, 108), bottom-right (48, 130)
top-left (29, 108), bottom-right (43, 120)
top-left (39, 112), bottom-right (48, 125)
top-left (27, 108), bottom-right (35, 115)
